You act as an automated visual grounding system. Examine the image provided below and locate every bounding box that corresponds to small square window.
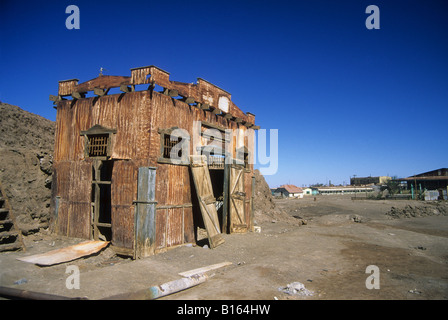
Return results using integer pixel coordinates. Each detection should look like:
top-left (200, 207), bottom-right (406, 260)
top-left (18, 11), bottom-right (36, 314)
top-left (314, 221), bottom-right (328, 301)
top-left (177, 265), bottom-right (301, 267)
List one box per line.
top-left (87, 134), bottom-right (109, 157)
top-left (162, 134), bottom-right (183, 159)
top-left (158, 127), bottom-right (190, 165)
top-left (81, 124), bottom-right (116, 159)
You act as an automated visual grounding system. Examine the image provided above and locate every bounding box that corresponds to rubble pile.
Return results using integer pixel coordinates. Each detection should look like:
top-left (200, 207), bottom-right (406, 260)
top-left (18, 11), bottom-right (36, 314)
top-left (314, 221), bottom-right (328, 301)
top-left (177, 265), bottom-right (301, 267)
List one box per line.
top-left (385, 203), bottom-right (448, 219)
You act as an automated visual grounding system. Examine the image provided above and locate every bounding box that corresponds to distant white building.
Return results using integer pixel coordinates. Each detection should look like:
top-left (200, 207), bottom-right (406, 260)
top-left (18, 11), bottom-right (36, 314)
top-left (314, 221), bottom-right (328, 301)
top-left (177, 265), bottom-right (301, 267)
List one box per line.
top-left (273, 185), bottom-right (304, 198)
top-left (317, 186), bottom-right (374, 195)
top-left (302, 187), bottom-right (313, 196)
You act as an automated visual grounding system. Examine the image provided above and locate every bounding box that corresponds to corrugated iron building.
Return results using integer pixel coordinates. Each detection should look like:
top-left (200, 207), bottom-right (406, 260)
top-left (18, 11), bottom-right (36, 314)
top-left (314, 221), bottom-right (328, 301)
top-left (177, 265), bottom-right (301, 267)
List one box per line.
top-left (50, 65), bottom-right (258, 258)
top-left (400, 168), bottom-right (448, 192)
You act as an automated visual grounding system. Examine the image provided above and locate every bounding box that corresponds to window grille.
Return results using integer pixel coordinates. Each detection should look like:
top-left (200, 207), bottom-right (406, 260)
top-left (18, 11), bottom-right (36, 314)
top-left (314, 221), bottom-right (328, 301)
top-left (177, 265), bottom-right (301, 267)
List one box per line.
top-left (163, 135), bottom-right (183, 159)
top-left (206, 154), bottom-right (225, 170)
top-left (87, 134), bottom-right (109, 157)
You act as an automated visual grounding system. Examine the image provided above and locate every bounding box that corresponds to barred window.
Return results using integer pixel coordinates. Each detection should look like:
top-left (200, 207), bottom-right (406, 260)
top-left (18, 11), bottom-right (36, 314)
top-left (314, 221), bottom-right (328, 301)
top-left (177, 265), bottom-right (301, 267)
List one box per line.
top-left (80, 124), bottom-right (116, 159)
top-left (158, 127), bottom-right (190, 165)
top-left (206, 154), bottom-right (225, 170)
top-left (87, 134), bottom-right (109, 157)
top-left (163, 135), bottom-right (183, 159)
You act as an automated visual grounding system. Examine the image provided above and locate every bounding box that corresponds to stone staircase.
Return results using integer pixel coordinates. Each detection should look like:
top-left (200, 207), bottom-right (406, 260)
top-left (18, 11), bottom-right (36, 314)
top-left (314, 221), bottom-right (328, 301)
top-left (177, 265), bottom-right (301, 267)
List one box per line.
top-left (0, 181), bottom-right (25, 252)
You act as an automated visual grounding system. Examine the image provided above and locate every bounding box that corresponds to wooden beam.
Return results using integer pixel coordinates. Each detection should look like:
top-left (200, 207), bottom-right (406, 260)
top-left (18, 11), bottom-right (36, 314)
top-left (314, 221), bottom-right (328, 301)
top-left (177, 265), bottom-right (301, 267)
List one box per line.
top-left (120, 84), bottom-right (134, 93)
top-left (184, 97), bottom-right (195, 104)
top-left (71, 91), bottom-right (86, 100)
top-left (94, 87), bottom-right (108, 97)
top-left (223, 112), bottom-right (233, 119)
top-left (49, 95), bottom-right (59, 102)
top-left (178, 262), bottom-right (233, 278)
top-left (200, 103), bottom-right (210, 110)
top-left (211, 107), bottom-right (221, 115)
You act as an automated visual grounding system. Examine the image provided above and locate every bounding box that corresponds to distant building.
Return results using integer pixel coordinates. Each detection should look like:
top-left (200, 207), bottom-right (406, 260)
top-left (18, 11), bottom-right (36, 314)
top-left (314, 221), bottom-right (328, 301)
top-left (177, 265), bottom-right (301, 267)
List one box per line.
top-left (273, 185), bottom-right (304, 198)
top-left (302, 187), bottom-right (313, 196)
top-left (350, 176), bottom-right (391, 186)
top-left (399, 168), bottom-right (448, 192)
top-left (317, 186), bottom-right (374, 195)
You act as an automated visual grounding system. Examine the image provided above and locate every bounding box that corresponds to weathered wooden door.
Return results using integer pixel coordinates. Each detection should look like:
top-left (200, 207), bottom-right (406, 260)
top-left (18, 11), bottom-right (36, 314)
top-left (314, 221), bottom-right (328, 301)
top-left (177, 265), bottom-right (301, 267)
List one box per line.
top-left (229, 162), bottom-right (248, 233)
top-left (190, 155), bottom-right (225, 248)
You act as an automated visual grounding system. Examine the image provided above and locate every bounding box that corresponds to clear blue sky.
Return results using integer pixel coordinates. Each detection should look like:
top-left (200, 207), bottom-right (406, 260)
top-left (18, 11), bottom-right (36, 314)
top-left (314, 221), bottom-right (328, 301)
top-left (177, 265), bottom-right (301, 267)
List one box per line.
top-left (1, 0), bottom-right (447, 187)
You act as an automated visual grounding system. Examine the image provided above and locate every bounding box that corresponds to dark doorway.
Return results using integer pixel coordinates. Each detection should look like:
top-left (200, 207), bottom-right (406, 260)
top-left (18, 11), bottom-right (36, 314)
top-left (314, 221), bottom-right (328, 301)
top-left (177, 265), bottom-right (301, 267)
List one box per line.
top-left (209, 168), bottom-right (225, 229)
top-left (92, 160), bottom-right (113, 241)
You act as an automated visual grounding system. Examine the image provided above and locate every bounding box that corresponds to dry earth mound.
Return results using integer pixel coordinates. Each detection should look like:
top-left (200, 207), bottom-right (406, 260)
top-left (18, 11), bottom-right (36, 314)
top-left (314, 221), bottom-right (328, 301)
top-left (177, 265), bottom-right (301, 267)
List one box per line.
top-left (385, 203), bottom-right (448, 219)
top-left (252, 169), bottom-right (301, 225)
top-left (0, 102), bottom-right (55, 234)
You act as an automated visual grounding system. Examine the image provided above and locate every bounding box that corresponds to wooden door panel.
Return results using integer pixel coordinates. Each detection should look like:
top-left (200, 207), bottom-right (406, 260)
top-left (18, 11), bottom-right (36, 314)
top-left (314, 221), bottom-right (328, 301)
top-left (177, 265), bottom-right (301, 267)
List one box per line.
top-left (190, 155), bottom-right (225, 248)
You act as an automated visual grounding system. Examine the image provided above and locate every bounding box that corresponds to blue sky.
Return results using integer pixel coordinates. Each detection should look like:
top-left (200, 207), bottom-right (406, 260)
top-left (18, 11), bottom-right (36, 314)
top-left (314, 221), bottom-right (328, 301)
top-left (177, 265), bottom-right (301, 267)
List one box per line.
top-left (1, 0), bottom-right (447, 187)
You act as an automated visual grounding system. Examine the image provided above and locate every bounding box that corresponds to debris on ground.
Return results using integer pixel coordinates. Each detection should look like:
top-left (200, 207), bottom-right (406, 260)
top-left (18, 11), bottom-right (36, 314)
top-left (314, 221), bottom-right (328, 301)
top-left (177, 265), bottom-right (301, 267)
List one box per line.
top-left (13, 278), bottom-right (27, 285)
top-left (408, 289), bottom-right (422, 295)
top-left (278, 282), bottom-right (314, 297)
top-left (351, 214), bottom-right (363, 223)
top-left (385, 204), bottom-right (448, 219)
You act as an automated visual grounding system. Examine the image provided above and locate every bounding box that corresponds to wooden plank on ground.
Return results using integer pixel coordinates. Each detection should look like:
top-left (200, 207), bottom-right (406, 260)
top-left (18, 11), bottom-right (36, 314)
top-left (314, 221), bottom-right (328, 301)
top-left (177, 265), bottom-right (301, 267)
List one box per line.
top-left (178, 261), bottom-right (233, 278)
top-left (17, 241), bottom-right (109, 266)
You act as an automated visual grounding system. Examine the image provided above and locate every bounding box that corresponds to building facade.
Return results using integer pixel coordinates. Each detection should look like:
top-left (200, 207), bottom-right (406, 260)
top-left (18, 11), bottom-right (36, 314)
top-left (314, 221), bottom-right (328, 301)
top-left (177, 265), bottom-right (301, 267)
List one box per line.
top-left (350, 176), bottom-right (391, 186)
top-left (50, 65), bottom-right (258, 258)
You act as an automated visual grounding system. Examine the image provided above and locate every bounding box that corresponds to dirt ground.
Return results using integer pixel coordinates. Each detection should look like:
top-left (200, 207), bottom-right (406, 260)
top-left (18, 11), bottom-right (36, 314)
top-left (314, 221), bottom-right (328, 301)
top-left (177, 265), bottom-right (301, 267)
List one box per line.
top-left (1, 194), bottom-right (447, 300)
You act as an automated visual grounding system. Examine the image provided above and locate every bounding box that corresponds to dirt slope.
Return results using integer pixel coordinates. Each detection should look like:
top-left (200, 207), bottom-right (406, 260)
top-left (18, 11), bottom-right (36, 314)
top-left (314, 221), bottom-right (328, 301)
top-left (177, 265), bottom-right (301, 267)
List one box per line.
top-left (0, 102), bottom-right (55, 234)
top-left (252, 169), bottom-right (301, 225)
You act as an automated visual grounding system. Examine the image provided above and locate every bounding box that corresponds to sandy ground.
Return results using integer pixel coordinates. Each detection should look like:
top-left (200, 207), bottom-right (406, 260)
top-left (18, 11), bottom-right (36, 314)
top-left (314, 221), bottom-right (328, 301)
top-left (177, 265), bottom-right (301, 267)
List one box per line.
top-left (1, 195), bottom-right (447, 300)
